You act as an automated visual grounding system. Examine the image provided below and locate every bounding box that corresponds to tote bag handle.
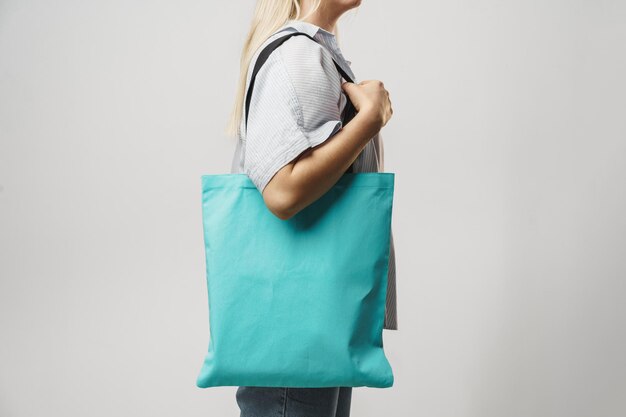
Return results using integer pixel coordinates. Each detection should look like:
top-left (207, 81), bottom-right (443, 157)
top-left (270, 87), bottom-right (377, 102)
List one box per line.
top-left (243, 31), bottom-right (358, 173)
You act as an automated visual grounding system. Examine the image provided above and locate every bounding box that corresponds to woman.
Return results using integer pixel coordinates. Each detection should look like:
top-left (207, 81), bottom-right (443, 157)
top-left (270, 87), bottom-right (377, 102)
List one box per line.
top-left (226, 1), bottom-right (396, 416)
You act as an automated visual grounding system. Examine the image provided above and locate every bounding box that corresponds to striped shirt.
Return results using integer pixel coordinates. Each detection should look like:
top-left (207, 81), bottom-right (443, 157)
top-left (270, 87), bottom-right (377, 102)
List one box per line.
top-left (230, 19), bottom-right (398, 330)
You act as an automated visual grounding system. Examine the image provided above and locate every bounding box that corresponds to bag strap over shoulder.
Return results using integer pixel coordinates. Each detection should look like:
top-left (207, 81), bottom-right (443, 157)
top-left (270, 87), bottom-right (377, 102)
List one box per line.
top-left (243, 31), bottom-right (358, 173)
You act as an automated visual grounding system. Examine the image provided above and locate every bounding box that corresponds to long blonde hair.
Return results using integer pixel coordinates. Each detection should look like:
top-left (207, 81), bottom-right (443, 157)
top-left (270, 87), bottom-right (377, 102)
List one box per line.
top-left (225, 0), bottom-right (340, 139)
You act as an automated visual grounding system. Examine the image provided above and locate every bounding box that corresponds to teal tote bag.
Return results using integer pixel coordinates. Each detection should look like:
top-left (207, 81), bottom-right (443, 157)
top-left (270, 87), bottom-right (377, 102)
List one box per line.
top-left (196, 31), bottom-right (395, 389)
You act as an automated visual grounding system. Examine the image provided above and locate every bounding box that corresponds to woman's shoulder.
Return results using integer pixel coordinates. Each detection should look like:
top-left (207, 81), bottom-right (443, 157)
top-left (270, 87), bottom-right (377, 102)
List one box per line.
top-left (278, 31), bottom-right (329, 55)
top-left (252, 29), bottom-right (339, 83)
top-left (246, 29), bottom-right (343, 127)
top-left (274, 34), bottom-right (343, 96)
top-left (247, 30), bottom-right (342, 110)
top-left (278, 33), bottom-right (337, 71)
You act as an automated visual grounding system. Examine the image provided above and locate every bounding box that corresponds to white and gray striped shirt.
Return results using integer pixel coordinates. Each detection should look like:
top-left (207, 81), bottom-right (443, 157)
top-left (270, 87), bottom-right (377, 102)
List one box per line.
top-left (230, 19), bottom-right (398, 330)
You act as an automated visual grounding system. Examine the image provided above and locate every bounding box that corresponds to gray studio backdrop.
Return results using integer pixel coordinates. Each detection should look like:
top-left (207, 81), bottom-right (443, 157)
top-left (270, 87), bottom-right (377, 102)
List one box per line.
top-left (1, 1), bottom-right (625, 416)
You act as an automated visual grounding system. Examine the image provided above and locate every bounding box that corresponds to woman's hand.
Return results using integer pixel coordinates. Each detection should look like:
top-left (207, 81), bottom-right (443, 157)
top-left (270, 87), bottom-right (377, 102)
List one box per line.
top-left (341, 80), bottom-right (393, 130)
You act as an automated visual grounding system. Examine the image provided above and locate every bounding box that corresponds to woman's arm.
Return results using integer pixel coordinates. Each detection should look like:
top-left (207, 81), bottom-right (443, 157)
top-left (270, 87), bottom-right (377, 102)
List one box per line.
top-left (263, 80), bottom-right (393, 220)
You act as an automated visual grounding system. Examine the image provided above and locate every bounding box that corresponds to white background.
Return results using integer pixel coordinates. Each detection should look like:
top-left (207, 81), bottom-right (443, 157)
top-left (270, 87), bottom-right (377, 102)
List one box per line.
top-left (1, 1), bottom-right (625, 416)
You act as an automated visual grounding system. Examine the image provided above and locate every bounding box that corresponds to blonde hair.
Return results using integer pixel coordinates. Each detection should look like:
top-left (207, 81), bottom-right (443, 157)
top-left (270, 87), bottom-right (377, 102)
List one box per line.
top-left (225, 0), bottom-right (340, 139)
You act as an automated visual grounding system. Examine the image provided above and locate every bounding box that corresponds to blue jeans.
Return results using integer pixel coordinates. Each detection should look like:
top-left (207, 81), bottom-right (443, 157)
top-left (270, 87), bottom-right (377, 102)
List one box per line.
top-left (236, 386), bottom-right (352, 417)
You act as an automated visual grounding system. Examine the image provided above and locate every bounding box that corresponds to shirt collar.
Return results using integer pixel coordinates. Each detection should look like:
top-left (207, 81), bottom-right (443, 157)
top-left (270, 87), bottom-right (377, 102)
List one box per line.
top-left (283, 19), bottom-right (335, 38)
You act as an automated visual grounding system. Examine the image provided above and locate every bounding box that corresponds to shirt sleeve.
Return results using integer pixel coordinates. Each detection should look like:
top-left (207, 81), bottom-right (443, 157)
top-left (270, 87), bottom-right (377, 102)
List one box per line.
top-left (243, 35), bottom-right (344, 193)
